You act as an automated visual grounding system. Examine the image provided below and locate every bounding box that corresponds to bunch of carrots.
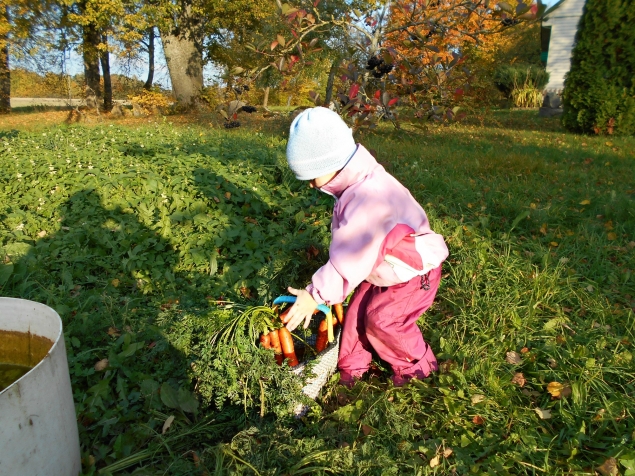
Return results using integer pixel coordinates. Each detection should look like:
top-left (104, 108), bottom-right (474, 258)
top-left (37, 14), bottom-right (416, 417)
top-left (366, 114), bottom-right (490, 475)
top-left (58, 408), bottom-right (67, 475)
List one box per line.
top-left (259, 303), bottom-right (345, 367)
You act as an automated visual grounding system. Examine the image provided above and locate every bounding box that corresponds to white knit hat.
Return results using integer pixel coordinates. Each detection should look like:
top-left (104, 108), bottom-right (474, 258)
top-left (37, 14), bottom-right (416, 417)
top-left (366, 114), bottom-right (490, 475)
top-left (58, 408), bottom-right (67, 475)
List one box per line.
top-left (286, 107), bottom-right (357, 180)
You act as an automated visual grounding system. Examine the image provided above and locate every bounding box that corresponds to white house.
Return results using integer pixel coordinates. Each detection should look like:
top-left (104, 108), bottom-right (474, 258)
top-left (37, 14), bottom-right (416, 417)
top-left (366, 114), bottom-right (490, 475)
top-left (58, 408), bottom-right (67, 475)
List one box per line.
top-left (541, 0), bottom-right (587, 92)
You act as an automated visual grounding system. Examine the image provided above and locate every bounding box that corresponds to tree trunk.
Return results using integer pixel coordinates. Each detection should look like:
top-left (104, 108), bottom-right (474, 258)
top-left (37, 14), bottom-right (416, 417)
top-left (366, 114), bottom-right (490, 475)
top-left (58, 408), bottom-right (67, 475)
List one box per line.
top-left (100, 35), bottom-right (113, 112)
top-left (0, 38), bottom-right (10, 114)
top-left (160, 30), bottom-right (203, 105)
top-left (143, 27), bottom-right (155, 90)
top-left (82, 23), bottom-right (101, 98)
top-left (262, 87), bottom-right (270, 107)
top-left (324, 57), bottom-right (341, 106)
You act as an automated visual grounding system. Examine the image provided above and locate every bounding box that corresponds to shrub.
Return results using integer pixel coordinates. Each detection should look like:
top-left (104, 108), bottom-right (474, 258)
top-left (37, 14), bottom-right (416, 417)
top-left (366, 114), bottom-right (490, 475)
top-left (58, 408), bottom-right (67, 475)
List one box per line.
top-left (511, 84), bottom-right (544, 108)
top-left (561, 0), bottom-right (635, 135)
top-left (493, 64), bottom-right (550, 98)
top-left (128, 89), bottom-right (173, 113)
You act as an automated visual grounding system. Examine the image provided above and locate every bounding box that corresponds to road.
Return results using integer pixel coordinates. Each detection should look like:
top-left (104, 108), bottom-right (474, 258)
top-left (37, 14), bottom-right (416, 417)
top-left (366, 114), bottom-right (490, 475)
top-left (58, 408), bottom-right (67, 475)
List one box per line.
top-left (10, 98), bottom-right (131, 108)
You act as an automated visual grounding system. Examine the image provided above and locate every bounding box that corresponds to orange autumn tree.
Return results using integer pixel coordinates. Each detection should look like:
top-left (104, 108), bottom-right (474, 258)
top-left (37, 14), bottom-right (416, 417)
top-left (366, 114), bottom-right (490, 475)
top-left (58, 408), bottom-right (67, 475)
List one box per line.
top-left (384, 0), bottom-right (540, 116)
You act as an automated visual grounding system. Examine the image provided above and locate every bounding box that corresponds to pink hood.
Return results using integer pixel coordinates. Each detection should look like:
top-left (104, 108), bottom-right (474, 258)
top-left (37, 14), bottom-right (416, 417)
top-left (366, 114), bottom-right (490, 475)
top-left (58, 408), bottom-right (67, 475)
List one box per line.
top-left (306, 144), bottom-right (448, 305)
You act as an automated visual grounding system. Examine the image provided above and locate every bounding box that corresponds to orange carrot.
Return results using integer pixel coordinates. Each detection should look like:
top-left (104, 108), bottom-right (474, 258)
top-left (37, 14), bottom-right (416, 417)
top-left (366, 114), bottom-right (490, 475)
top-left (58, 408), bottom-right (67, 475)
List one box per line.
top-left (278, 327), bottom-right (299, 367)
top-left (315, 319), bottom-right (329, 353)
top-left (269, 329), bottom-right (284, 365)
top-left (259, 332), bottom-right (271, 349)
top-left (334, 303), bottom-right (345, 325)
top-left (279, 307), bottom-right (291, 323)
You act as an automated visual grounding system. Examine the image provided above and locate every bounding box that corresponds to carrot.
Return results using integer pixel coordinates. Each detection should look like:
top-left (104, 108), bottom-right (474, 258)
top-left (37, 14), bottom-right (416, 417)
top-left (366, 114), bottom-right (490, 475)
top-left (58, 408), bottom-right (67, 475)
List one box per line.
top-left (334, 303), bottom-right (345, 325)
top-left (315, 315), bottom-right (338, 352)
top-left (269, 329), bottom-right (284, 365)
top-left (315, 318), bottom-right (329, 352)
top-left (259, 332), bottom-right (271, 349)
top-left (279, 307), bottom-right (291, 323)
top-left (278, 327), bottom-right (299, 367)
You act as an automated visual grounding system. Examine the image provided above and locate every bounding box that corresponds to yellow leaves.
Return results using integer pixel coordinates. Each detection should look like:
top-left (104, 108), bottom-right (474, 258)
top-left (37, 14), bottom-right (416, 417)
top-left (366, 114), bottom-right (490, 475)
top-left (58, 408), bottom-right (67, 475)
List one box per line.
top-left (429, 447), bottom-right (453, 468)
top-left (607, 232), bottom-right (617, 241)
top-left (534, 407), bottom-right (551, 419)
top-left (276, 34), bottom-right (286, 48)
top-left (471, 394), bottom-right (486, 404)
top-left (546, 381), bottom-right (570, 398)
top-left (111, 278), bottom-right (120, 287)
top-left (37, 230), bottom-right (47, 238)
top-left (107, 327), bottom-right (121, 337)
top-left (539, 223), bottom-right (547, 235)
top-left (549, 242), bottom-right (559, 247)
top-left (224, 191), bottom-right (231, 200)
top-left (530, 203), bottom-right (537, 209)
top-left (579, 199), bottom-right (591, 205)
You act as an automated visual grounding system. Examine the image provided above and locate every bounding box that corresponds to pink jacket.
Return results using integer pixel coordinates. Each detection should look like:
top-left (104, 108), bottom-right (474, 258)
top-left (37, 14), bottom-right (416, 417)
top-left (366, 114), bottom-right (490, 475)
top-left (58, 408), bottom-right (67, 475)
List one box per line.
top-left (306, 144), bottom-right (449, 305)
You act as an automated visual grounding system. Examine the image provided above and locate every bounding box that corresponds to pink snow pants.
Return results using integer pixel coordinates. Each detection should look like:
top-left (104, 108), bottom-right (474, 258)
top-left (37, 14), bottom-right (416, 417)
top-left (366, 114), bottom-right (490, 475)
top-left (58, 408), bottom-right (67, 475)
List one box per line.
top-left (338, 265), bottom-right (441, 386)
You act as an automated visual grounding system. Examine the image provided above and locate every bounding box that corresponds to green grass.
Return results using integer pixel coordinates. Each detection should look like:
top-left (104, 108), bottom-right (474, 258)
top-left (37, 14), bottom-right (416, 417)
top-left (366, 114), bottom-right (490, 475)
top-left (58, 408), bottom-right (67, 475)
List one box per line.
top-left (1, 110), bottom-right (634, 475)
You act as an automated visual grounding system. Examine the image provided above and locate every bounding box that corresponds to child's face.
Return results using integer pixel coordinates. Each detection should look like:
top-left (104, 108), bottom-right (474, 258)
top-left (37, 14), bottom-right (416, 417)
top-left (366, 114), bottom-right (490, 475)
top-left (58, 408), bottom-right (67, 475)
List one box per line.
top-left (309, 170), bottom-right (339, 189)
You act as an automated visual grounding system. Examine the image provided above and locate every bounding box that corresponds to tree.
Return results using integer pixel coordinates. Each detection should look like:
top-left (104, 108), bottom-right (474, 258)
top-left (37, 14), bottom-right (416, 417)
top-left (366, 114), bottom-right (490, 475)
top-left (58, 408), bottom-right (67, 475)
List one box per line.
top-left (0, 0), bottom-right (47, 113)
top-left (242, 0), bottom-right (550, 128)
top-left (0, 6), bottom-right (10, 113)
top-left (561, 0), bottom-right (635, 135)
top-left (58, 0), bottom-right (146, 110)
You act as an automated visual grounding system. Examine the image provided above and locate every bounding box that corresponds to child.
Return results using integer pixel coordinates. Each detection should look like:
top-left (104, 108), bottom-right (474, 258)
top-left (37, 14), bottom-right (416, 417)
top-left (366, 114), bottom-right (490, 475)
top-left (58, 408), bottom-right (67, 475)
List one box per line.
top-left (282, 107), bottom-right (448, 386)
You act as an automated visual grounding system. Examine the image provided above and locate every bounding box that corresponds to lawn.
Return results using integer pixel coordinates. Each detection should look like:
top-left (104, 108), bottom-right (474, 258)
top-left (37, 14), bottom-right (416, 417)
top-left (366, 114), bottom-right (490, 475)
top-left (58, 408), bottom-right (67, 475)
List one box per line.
top-left (1, 108), bottom-right (634, 475)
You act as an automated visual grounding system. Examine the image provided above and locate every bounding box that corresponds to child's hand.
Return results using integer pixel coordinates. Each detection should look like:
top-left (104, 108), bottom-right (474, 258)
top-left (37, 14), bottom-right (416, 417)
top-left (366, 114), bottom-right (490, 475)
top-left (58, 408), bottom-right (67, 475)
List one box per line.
top-left (283, 287), bottom-right (318, 331)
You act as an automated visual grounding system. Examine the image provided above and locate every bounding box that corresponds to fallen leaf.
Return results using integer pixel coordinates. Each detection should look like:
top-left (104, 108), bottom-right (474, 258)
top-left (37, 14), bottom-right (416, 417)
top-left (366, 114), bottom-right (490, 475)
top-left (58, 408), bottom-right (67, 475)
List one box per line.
top-left (520, 347), bottom-right (530, 353)
top-left (162, 415), bottom-right (175, 434)
top-left (37, 230), bottom-right (47, 238)
top-left (607, 232), bottom-right (617, 240)
top-left (362, 424), bottom-right (373, 436)
top-left (94, 358), bottom-right (109, 371)
top-left (550, 241), bottom-right (559, 247)
top-left (443, 448), bottom-right (453, 458)
top-left (579, 199), bottom-right (591, 205)
top-left (224, 191), bottom-right (231, 199)
top-left (511, 372), bottom-right (526, 387)
top-left (111, 278), bottom-right (120, 287)
top-left (596, 457), bottom-right (618, 476)
top-left (546, 381), bottom-right (564, 397)
top-left (547, 357), bottom-right (558, 368)
top-left (472, 415), bottom-right (485, 425)
top-left (534, 407), bottom-right (551, 419)
top-left (539, 223), bottom-right (547, 235)
top-left (505, 351), bottom-right (523, 365)
top-left (429, 455), bottom-right (441, 468)
top-left (471, 394), bottom-right (485, 404)
top-left (107, 327), bottom-right (121, 337)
